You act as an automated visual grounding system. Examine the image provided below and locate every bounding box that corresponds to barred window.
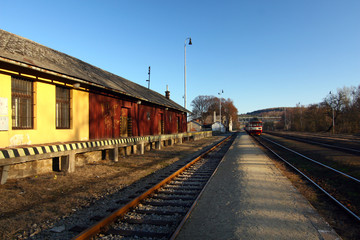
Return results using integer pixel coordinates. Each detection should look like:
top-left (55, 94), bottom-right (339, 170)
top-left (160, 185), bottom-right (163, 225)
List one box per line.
top-left (12, 77), bottom-right (33, 129)
top-left (56, 86), bottom-right (70, 129)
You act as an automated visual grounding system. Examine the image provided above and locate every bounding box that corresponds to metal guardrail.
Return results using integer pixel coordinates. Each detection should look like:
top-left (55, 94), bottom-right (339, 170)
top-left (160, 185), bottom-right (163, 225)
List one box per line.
top-left (0, 131), bottom-right (213, 184)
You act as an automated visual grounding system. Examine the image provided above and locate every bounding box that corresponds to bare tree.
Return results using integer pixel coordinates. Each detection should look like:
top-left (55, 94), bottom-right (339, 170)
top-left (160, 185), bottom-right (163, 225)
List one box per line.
top-left (222, 98), bottom-right (239, 129)
top-left (323, 87), bottom-right (354, 133)
top-left (337, 86), bottom-right (359, 133)
top-left (270, 84), bottom-right (360, 134)
top-left (190, 95), bottom-right (214, 123)
top-left (190, 95), bottom-right (239, 130)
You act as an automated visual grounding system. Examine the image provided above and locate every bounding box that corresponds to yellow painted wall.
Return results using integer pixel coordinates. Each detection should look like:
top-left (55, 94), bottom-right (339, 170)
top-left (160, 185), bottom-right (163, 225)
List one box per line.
top-left (0, 74), bottom-right (12, 146)
top-left (0, 73), bottom-right (89, 148)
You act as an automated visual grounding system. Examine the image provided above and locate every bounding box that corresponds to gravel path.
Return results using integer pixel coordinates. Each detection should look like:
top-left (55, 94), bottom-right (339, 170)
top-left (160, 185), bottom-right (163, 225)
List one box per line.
top-left (0, 135), bottom-right (225, 239)
top-left (176, 132), bottom-right (340, 240)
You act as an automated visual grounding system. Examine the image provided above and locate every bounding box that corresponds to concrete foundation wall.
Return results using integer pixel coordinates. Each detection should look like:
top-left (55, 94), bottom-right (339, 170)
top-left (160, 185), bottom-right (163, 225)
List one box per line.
top-left (76, 151), bottom-right (102, 166)
top-left (1, 131), bottom-right (213, 183)
top-left (8, 158), bottom-right (53, 179)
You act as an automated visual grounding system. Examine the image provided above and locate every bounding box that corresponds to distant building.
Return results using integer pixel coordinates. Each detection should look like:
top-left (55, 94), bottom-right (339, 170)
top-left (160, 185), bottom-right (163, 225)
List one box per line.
top-left (228, 118), bottom-right (233, 132)
top-left (187, 120), bottom-right (202, 132)
top-left (212, 121), bottom-right (225, 133)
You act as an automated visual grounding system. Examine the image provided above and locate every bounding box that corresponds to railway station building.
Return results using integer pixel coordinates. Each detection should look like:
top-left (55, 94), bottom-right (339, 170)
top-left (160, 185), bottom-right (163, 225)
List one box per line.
top-left (0, 29), bottom-right (196, 182)
top-left (0, 29), bottom-right (188, 148)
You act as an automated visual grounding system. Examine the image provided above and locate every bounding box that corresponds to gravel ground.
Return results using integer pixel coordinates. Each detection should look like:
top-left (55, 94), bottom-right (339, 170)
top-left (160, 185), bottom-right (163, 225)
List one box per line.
top-left (0, 135), bottom-right (225, 240)
top-left (260, 132), bottom-right (360, 239)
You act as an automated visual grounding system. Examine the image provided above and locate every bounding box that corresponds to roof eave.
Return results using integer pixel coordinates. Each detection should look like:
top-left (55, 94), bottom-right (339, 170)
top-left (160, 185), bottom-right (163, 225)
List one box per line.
top-left (0, 56), bottom-right (189, 113)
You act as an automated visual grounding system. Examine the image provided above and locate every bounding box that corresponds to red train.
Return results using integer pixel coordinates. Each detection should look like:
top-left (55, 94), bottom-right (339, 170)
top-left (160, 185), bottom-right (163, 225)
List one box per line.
top-left (245, 118), bottom-right (263, 135)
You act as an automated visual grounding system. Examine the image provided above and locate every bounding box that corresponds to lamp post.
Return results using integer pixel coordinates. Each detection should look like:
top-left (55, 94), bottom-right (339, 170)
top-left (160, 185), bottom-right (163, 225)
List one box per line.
top-left (329, 91), bottom-right (335, 134)
top-left (184, 37), bottom-right (192, 109)
top-left (332, 106), bottom-right (335, 134)
top-left (298, 102), bottom-right (302, 130)
top-left (218, 90), bottom-right (223, 124)
top-left (284, 107), bottom-right (287, 130)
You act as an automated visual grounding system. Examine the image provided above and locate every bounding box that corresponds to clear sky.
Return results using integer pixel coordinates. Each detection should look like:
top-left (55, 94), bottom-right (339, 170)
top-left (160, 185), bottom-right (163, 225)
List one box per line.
top-left (1, 0), bottom-right (359, 114)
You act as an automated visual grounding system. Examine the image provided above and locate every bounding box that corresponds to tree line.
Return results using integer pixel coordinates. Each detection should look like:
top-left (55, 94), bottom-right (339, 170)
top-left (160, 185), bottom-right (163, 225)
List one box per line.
top-left (271, 85), bottom-right (360, 134)
top-left (190, 95), bottom-right (239, 130)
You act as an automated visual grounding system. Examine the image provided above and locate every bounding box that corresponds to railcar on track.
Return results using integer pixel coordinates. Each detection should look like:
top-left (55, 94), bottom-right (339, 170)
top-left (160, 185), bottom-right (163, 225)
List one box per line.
top-left (246, 118), bottom-right (263, 135)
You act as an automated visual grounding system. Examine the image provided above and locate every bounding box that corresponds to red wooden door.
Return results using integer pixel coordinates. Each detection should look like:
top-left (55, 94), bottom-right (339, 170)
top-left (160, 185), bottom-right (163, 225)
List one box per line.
top-left (120, 108), bottom-right (128, 137)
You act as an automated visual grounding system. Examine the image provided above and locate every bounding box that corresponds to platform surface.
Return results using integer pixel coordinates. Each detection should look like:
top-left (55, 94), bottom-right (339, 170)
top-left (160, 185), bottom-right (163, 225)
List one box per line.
top-left (176, 132), bottom-right (340, 240)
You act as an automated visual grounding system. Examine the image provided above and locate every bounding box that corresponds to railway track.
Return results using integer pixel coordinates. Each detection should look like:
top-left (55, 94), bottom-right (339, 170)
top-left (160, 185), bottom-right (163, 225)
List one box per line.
top-left (69, 134), bottom-right (235, 240)
top-left (265, 131), bottom-right (360, 155)
top-left (251, 133), bottom-right (360, 238)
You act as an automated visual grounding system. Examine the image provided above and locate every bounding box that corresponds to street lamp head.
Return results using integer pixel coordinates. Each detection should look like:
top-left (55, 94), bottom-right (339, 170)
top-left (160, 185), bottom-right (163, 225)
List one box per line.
top-left (184, 37), bottom-right (192, 109)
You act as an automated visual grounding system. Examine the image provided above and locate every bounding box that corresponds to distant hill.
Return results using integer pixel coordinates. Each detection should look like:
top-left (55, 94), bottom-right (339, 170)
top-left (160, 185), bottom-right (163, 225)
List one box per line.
top-left (239, 107), bottom-right (296, 119)
top-left (244, 107), bottom-right (295, 117)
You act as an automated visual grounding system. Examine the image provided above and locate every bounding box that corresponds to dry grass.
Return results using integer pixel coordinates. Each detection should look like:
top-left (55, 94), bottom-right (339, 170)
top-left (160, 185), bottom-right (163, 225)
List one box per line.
top-left (0, 136), bottom-right (223, 239)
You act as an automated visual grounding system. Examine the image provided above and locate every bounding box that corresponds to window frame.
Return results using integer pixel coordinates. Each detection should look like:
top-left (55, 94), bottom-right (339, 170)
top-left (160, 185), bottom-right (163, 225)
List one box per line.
top-left (11, 77), bottom-right (34, 129)
top-left (56, 86), bottom-right (71, 129)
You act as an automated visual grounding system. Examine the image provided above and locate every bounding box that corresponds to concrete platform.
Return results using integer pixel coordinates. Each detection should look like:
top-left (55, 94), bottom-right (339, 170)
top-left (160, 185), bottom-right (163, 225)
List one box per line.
top-left (176, 132), bottom-right (340, 240)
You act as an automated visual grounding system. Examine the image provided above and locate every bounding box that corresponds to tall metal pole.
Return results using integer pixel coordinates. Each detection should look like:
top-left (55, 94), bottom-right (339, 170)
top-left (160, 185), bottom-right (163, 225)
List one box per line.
top-left (184, 37), bottom-right (192, 109)
top-left (329, 91), bottom-right (335, 134)
top-left (218, 90), bottom-right (223, 124)
top-left (284, 107), bottom-right (287, 130)
top-left (332, 107), bottom-right (335, 134)
top-left (219, 97), bottom-right (221, 123)
top-left (147, 66), bottom-right (151, 89)
top-left (184, 43), bottom-right (186, 108)
top-left (299, 102), bottom-right (302, 130)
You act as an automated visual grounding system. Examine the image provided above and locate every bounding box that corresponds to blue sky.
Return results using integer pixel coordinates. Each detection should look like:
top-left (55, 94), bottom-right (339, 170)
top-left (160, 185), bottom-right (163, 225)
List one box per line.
top-left (1, 0), bottom-right (359, 113)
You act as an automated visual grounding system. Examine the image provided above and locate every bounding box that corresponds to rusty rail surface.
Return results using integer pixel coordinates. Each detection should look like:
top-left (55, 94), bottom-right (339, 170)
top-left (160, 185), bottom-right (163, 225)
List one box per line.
top-left (73, 134), bottom-right (232, 240)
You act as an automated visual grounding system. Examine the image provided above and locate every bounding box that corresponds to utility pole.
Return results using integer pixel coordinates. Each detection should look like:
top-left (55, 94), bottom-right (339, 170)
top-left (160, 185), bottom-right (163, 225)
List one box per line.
top-left (146, 66), bottom-right (151, 89)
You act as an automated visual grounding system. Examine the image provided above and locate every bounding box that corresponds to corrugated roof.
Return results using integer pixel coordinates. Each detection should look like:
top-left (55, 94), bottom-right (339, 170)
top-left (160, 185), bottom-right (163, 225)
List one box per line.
top-left (0, 29), bottom-right (188, 112)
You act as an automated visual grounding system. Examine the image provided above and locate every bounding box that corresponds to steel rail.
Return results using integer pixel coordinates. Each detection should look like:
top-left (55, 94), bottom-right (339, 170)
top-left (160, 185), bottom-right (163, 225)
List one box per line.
top-left (72, 135), bottom-right (232, 240)
top-left (169, 135), bottom-right (235, 240)
top-left (253, 136), bottom-right (360, 222)
top-left (261, 136), bottom-right (360, 184)
top-left (265, 131), bottom-right (360, 143)
top-left (265, 132), bottom-right (360, 154)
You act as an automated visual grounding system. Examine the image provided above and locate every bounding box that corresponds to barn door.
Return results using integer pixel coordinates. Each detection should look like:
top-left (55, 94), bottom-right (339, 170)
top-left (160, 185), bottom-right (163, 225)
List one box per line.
top-left (158, 113), bottom-right (164, 135)
top-left (176, 117), bottom-right (180, 133)
top-left (120, 108), bottom-right (128, 137)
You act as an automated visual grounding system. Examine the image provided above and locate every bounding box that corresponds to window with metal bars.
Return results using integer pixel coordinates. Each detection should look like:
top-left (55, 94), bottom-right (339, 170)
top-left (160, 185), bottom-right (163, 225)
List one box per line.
top-left (11, 77), bottom-right (33, 129)
top-left (56, 86), bottom-right (71, 129)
